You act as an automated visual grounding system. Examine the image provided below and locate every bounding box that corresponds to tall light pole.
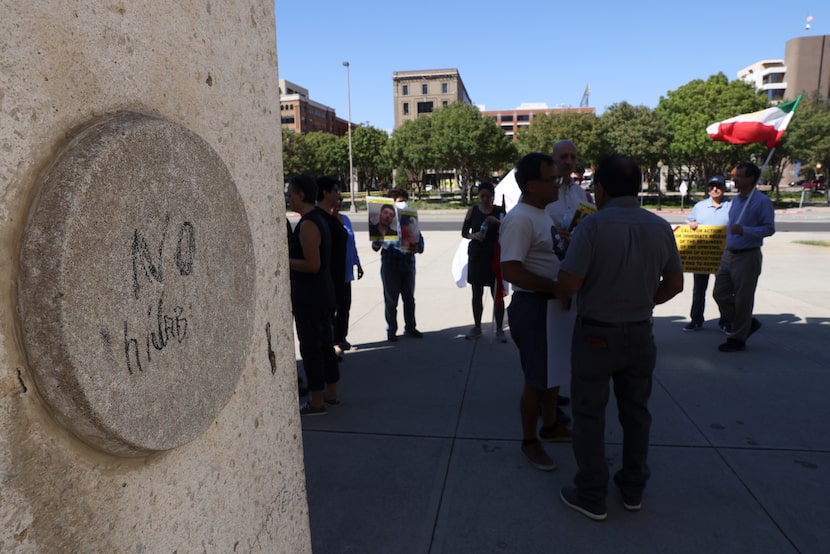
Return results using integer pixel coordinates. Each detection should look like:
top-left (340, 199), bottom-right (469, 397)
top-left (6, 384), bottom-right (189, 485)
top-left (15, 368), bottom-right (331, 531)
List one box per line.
top-left (342, 61), bottom-right (356, 213)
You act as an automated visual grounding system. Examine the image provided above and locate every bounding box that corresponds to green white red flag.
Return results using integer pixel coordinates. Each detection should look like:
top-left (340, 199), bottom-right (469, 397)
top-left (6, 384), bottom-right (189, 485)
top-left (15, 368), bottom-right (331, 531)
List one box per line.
top-left (706, 96), bottom-right (802, 148)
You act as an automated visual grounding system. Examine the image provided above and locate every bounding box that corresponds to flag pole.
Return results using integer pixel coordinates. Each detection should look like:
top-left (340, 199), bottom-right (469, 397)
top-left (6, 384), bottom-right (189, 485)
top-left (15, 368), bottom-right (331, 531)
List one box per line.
top-left (736, 147), bottom-right (775, 225)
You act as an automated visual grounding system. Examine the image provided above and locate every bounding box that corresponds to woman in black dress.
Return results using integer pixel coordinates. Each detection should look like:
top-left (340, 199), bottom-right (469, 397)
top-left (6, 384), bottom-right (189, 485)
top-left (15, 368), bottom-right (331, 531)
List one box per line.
top-left (461, 182), bottom-right (506, 341)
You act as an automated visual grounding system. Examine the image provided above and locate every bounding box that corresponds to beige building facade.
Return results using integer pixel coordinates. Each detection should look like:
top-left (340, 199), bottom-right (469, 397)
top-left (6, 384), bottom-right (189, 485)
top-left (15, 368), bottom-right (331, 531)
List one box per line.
top-left (784, 35), bottom-right (830, 100)
top-left (392, 68), bottom-right (472, 128)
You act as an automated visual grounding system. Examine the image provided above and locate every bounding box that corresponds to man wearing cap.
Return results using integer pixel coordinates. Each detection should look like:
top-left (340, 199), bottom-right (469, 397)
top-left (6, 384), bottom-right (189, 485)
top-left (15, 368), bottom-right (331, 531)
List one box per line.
top-left (713, 162), bottom-right (775, 352)
top-left (682, 175), bottom-right (731, 332)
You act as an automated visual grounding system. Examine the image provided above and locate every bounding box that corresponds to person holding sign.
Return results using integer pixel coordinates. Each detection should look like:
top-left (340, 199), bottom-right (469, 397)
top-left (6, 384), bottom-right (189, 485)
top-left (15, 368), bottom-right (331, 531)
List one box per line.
top-left (683, 175), bottom-right (731, 332)
top-left (372, 189), bottom-right (425, 342)
top-left (713, 162), bottom-right (775, 352)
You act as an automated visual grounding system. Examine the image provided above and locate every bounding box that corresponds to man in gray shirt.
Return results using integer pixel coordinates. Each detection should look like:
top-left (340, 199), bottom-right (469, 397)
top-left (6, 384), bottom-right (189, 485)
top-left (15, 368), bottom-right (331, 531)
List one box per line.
top-left (557, 154), bottom-right (683, 521)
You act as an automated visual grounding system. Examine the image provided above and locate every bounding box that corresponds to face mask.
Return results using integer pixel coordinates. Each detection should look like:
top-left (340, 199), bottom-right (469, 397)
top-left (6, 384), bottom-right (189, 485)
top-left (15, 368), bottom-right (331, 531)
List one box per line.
top-left (395, 201), bottom-right (408, 210)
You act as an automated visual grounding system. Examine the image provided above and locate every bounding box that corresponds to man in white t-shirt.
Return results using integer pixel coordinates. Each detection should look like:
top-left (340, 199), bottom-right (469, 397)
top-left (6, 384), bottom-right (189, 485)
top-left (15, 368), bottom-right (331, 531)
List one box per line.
top-left (500, 152), bottom-right (572, 472)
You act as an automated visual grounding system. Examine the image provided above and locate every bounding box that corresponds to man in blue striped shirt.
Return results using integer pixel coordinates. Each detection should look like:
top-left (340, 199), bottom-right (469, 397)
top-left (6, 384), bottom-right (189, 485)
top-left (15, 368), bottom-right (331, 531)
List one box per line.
top-left (713, 162), bottom-right (775, 352)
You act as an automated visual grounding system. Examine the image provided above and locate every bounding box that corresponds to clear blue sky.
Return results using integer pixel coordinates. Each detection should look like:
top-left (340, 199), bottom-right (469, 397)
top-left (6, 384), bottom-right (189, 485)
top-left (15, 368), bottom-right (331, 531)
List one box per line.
top-left (275, 1), bottom-right (828, 133)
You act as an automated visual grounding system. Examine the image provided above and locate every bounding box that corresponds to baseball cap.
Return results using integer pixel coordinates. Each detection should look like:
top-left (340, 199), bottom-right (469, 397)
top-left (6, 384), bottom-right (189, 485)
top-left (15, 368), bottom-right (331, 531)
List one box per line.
top-left (707, 175), bottom-right (726, 188)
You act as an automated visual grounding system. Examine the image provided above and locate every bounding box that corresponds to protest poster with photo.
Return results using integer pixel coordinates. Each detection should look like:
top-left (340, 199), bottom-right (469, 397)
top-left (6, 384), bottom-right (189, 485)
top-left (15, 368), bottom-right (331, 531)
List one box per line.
top-left (567, 201), bottom-right (597, 232)
top-left (397, 209), bottom-right (421, 253)
top-left (367, 197), bottom-right (398, 241)
top-left (673, 225), bottom-right (727, 274)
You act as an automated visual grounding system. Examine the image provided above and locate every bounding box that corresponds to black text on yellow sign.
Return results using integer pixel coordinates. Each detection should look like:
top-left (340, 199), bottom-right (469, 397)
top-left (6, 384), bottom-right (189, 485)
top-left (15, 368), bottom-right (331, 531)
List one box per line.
top-left (673, 225), bottom-right (727, 274)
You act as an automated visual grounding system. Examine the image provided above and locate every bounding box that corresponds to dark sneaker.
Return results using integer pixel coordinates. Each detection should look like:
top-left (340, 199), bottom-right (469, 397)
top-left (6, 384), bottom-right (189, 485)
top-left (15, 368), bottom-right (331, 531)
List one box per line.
top-left (538, 422), bottom-right (572, 442)
top-left (520, 440), bottom-right (556, 471)
top-left (557, 395), bottom-right (571, 406)
top-left (748, 318), bottom-right (762, 338)
top-left (718, 338), bottom-right (746, 352)
top-left (339, 341), bottom-right (352, 351)
top-left (683, 322), bottom-right (702, 332)
top-left (405, 328), bottom-right (424, 338)
top-left (560, 487), bottom-right (607, 521)
top-left (387, 331), bottom-right (398, 342)
top-left (721, 324), bottom-right (734, 336)
top-left (466, 326), bottom-right (482, 339)
top-left (495, 330), bottom-right (508, 343)
top-left (614, 475), bottom-right (643, 511)
top-left (299, 402), bottom-right (327, 417)
top-left (324, 398), bottom-right (341, 407)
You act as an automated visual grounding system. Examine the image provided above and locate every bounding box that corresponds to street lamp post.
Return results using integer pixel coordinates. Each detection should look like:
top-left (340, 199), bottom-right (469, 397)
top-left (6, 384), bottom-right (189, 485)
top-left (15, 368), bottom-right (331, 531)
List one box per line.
top-left (342, 61), bottom-right (356, 213)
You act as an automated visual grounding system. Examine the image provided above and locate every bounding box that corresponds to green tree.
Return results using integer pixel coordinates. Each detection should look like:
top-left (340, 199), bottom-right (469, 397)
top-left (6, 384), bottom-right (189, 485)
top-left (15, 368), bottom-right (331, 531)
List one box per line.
top-left (598, 102), bottom-right (670, 183)
top-left (282, 128), bottom-right (311, 181)
top-left (656, 73), bottom-right (768, 187)
top-left (429, 103), bottom-right (517, 189)
top-left (386, 116), bottom-right (436, 191)
top-left (779, 91), bottom-right (830, 195)
top-left (515, 112), bottom-right (602, 167)
top-left (351, 125), bottom-right (392, 191)
top-left (300, 131), bottom-right (349, 181)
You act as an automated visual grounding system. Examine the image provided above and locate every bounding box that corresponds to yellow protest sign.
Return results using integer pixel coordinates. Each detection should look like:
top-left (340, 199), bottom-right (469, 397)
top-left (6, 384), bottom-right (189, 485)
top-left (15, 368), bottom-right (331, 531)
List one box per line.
top-left (674, 225), bottom-right (727, 274)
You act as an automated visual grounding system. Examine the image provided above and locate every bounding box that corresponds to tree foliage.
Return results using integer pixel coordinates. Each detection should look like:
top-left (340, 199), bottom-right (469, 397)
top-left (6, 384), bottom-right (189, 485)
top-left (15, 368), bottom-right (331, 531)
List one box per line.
top-left (515, 112), bottom-right (602, 166)
top-left (780, 91), bottom-right (830, 182)
top-left (429, 102), bottom-right (517, 186)
top-left (656, 73), bottom-right (769, 185)
top-left (351, 125), bottom-right (391, 190)
top-left (386, 116), bottom-right (435, 190)
top-left (599, 102), bottom-right (671, 178)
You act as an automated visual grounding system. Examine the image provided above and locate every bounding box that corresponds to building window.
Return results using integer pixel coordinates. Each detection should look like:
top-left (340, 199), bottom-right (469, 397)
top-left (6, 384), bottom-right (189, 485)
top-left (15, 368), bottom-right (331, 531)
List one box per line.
top-left (501, 115), bottom-right (514, 122)
top-left (417, 101), bottom-right (433, 114)
top-left (442, 101), bottom-right (448, 107)
top-left (442, 82), bottom-right (448, 94)
top-left (422, 84), bottom-right (428, 94)
top-left (403, 102), bottom-right (409, 115)
top-left (281, 116), bottom-right (295, 124)
top-left (403, 85), bottom-right (409, 96)
top-left (517, 114), bottom-right (530, 122)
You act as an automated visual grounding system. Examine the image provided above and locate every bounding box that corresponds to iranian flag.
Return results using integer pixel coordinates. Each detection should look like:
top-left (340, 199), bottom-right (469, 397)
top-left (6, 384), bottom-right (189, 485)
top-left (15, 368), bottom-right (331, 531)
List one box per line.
top-left (706, 96), bottom-right (802, 148)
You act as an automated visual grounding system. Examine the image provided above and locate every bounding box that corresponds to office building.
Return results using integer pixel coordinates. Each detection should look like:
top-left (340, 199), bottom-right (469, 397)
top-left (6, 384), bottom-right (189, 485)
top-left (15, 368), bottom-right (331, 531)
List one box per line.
top-left (392, 69), bottom-right (472, 129)
top-left (737, 60), bottom-right (787, 104)
top-left (784, 34), bottom-right (830, 100)
top-left (279, 79), bottom-right (349, 136)
top-left (481, 103), bottom-right (595, 141)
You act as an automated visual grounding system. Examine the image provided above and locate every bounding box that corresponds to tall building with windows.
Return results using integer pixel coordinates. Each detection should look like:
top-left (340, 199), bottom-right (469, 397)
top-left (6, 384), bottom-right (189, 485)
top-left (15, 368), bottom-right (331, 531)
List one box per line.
top-left (737, 60), bottom-right (787, 104)
top-left (392, 69), bottom-right (472, 129)
top-left (279, 79), bottom-right (349, 136)
top-left (481, 103), bottom-right (595, 142)
top-left (784, 34), bottom-right (830, 100)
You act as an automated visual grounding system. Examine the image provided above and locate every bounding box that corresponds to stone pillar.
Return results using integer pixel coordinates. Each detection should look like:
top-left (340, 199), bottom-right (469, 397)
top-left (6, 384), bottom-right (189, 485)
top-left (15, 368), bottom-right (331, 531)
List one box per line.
top-left (0, 2), bottom-right (310, 551)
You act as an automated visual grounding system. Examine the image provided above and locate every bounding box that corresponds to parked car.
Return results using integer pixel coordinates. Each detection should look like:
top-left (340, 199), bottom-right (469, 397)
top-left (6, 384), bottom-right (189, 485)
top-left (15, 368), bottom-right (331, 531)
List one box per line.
top-left (789, 179), bottom-right (806, 187)
top-left (803, 180), bottom-right (826, 191)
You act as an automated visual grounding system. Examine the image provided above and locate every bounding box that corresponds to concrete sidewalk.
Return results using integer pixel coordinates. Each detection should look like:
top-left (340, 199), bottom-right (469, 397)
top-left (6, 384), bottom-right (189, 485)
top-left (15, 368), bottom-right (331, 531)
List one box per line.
top-left (298, 219), bottom-right (830, 553)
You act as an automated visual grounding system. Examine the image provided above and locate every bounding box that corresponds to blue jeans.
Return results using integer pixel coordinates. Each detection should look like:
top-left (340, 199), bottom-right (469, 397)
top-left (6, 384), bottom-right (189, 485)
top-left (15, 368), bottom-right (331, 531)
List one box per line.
top-left (381, 264), bottom-right (416, 333)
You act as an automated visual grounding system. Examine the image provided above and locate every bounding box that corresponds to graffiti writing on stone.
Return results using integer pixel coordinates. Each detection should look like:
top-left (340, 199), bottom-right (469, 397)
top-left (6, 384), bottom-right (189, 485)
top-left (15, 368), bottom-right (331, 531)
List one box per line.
top-left (124, 215), bottom-right (195, 375)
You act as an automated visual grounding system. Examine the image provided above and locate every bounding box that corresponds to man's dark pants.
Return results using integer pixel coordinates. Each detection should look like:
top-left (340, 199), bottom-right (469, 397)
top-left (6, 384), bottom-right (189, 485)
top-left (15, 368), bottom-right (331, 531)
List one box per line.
top-left (570, 321), bottom-right (656, 506)
top-left (381, 264), bottom-right (416, 333)
top-left (691, 273), bottom-right (728, 327)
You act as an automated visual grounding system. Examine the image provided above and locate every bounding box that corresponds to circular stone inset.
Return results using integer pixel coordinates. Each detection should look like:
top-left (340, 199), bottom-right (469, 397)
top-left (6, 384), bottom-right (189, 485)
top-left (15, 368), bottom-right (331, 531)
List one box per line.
top-left (19, 112), bottom-right (256, 457)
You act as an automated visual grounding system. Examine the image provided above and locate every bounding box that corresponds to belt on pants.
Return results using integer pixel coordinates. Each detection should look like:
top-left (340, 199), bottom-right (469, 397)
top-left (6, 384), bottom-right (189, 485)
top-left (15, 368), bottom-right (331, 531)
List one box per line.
top-left (727, 247), bottom-right (760, 254)
top-left (578, 317), bottom-right (651, 328)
